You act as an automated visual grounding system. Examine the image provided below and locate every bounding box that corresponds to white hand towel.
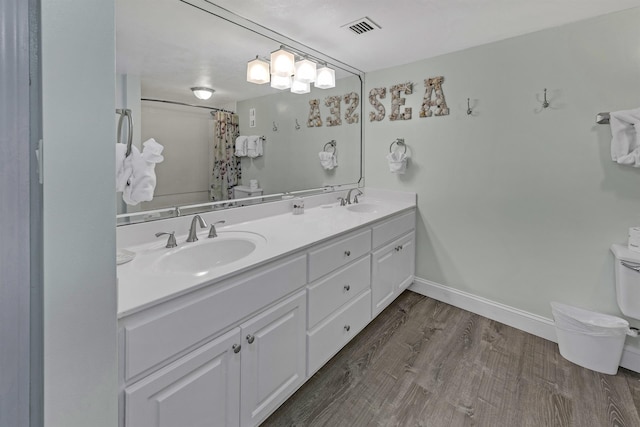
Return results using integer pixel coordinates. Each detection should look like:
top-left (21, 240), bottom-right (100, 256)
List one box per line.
top-left (115, 143), bottom-right (129, 192)
top-left (235, 136), bottom-right (248, 157)
top-left (247, 135), bottom-right (262, 158)
top-left (386, 150), bottom-right (408, 174)
top-left (123, 139), bottom-right (164, 205)
top-left (319, 151), bottom-right (337, 170)
top-left (610, 108), bottom-right (640, 167)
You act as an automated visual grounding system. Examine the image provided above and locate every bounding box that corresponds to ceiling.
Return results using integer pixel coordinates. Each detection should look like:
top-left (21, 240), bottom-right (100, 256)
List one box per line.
top-left (116, 0), bottom-right (640, 106)
top-left (209, 0), bottom-right (640, 72)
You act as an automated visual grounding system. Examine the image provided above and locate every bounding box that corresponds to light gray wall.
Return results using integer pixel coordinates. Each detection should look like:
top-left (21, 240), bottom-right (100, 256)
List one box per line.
top-left (237, 76), bottom-right (362, 195)
top-left (41, 0), bottom-right (117, 425)
top-left (1, 0), bottom-right (32, 425)
top-left (365, 8), bottom-right (640, 324)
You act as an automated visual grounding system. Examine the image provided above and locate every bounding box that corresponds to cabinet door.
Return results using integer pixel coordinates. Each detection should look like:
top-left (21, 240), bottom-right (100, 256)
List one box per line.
top-left (240, 291), bottom-right (307, 427)
top-left (396, 232), bottom-right (416, 292)
top-left (125, 328), bottom-right (241, 427)
top-left (371, 231), bottom-right (416, 316)
top-left (371, 242), bottom-right (397, 317)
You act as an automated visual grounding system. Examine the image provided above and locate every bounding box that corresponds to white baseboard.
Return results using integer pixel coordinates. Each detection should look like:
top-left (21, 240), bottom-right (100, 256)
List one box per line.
top-left (409, 277), bottom-right (640, 373)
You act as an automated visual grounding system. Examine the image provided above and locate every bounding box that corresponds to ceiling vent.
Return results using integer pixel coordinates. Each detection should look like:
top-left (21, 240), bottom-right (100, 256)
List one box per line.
top-left (342, 17), bottom-right (381, 35)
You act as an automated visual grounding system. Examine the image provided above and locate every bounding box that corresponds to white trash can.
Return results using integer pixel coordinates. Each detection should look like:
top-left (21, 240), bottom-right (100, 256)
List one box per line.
top-left (551, 302), bottom-right (635, 375)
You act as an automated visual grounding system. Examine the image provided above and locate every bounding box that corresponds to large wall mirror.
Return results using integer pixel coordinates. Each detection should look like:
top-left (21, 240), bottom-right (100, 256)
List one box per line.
top-left (116, 0), bottom-right (363, 224)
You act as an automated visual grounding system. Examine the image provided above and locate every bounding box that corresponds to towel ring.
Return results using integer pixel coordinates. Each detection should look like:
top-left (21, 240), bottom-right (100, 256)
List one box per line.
top-left (389, 138), bottom-right (406, 154)
top-left (324, 140), bottom-right (337, 153)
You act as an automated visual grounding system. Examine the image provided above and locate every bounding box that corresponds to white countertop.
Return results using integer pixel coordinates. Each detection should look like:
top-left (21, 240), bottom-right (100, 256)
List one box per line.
top-left (117, 188), bottom-right (416, 318)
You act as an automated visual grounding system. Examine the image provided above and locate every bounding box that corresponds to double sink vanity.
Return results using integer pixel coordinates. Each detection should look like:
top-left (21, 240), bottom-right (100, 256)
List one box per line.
top-left (117, 188), bottom-right (417, 427)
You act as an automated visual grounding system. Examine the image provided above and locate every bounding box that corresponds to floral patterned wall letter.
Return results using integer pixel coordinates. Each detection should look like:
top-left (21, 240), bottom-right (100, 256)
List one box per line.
top-left (420, 76), bottom-right (449, 118)
top-left (343, 92), bottom-right (360, 124)
top-left (369, 87), bottom-right (386, 122)
top-left (389, 82), bottom-right (413, 121)
top-left (324, 96), bottom-right (342, 127)
top-left (307, 99), bottom-right (323, 127)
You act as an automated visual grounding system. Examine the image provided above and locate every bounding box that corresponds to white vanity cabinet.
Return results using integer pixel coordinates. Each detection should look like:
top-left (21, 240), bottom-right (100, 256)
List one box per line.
top-left (119, 205), bottom-right (417, 427)
top-left (371, 211), bottom-right (416, 316)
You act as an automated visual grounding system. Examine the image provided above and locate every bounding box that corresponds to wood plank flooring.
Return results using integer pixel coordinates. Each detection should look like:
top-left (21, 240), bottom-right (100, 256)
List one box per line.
top-left (263, 290), bottom-right (640, 427)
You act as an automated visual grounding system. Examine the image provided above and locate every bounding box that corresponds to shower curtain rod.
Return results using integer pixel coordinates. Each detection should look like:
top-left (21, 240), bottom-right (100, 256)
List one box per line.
top-left (141, 98), bottom-right (235, 114)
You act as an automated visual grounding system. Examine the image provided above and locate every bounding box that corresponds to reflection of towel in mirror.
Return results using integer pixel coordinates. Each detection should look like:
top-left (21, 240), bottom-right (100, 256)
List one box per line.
top-left (235, 135), bottom-right (248, 157)
top-left (247, 135), bottom-right (263, 158)
top-left (319, 151), bottom-right (337, 170)
top-left (386, 150), bottom-right (408, 174)
top-left (123, 138), bottom-right (165, 205)
top-left (116, 143), bottom-right (129, 192)
top-left (611, 108), bottom-right (640, 167)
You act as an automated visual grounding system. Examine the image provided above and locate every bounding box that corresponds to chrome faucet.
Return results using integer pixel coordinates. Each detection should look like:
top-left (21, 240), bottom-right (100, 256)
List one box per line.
top-left (186, 215), bottom-right (207, 242)
top-left (345, 188), bottom-right (363, 204)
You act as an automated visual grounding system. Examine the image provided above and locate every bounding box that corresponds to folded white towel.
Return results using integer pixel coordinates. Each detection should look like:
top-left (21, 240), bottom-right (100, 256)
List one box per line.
top-left (319, 151), bottom-right (337, 170)
top-left (247, 135), bottom-right (263, 158)
top-left (610, 108), bottom-right (640, 167)
top-left (386, 150), bottom-right (408, 174)
top-left (115, 143), bottom-right (128, 192)
top-left (123, 138), bottom-right (165, 205)
top-left (235, 136), bottom-right (248, 157)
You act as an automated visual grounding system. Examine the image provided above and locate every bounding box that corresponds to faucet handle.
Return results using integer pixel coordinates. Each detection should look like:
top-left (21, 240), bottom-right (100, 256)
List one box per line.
top-left (155, 231), bottom-right (177, 248)
top-left (208, 220), bottom-right (226, 238)
top-left (337, 197), bottom-right (347, 206)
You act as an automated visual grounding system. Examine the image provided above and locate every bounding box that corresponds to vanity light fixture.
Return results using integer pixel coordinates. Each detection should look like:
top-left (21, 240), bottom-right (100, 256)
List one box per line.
top-left (191, 87), bottom-right (215, 100)
top-left (315, 65), bottom-right (336, 89)
top-left (270, 74), bottom-right (292, 90)
top-left (294, 58), bottom-right (317, 84)
top-left (270, 46), bottom-right (295, 77)
top-left (246, 56), bottom-right (270, 84)
top-left (290, 79), bottom-right (310, 94)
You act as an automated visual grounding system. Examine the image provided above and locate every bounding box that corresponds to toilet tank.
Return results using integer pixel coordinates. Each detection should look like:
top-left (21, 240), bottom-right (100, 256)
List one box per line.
top-left (233, 185), bottom-right (263, 206)
top-left (611, 244), bottom-right (640, 320)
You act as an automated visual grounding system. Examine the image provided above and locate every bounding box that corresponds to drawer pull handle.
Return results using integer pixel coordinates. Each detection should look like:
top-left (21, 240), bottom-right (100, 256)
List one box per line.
top-left (232, 344), bottom-right (241, 354)
top-left (399, 245), bottom-right (403, 251)
top-left (344, 250), bottom-right (351, 257)
top-left (246, 334), bottom-right (255, 344)
top-left (344, 325), bottom-right (351, 332)
top-left (344, 284), bottom-right (351, 291)
top-left (395, 246), bottom-right (400, 252)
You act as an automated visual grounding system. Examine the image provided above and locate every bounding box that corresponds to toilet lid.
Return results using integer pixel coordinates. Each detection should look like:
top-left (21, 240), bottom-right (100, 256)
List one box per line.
top-left (611, 244), bottom-right (640, 263)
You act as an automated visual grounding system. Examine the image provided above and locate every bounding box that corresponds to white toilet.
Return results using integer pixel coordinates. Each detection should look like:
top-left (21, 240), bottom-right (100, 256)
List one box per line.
top-left (551, 244), bottom-right (640, 374)
top-left (611, 244), bottom-right (640, 320)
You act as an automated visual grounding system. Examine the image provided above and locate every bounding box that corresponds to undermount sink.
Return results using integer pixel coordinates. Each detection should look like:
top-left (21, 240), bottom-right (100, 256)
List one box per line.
top-left (346, 203), bottom-right (378, 214)
top-left (133, 231), bottom-right (266, 276)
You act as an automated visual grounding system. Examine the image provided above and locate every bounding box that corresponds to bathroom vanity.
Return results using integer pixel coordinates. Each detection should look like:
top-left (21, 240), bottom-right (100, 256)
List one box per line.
top-left (116, 189), bottom-right (416, 427)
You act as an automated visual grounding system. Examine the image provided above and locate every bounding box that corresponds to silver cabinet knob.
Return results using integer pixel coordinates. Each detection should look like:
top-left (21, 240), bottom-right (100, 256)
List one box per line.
top-left (344, 325), bottom-right (351, 332)
top-left (246, 334), bottom-right (255, 344)
top-left (344, 284), bottom-right (350, 291)
top-left (232, 344), bottom-right (241, 354)
top-left (344, 250), bottom-right (351, 256)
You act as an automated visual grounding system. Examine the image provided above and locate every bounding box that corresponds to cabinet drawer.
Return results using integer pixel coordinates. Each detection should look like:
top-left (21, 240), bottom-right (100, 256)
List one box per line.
top-left (307, 289), bottom-right (371, 376)
top-left (122, 254), bottom-right (306, 382)
top-left (372, 210), bottom-right (415, 249)
top-left (307, 255), bottom-right (371, 328)
top-left (308, 229), bottom-right (372, 282)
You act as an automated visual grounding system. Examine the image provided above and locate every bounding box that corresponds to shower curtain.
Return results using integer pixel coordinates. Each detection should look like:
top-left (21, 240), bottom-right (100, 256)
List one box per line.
top-left (210, 111), bottom-right (242, 201)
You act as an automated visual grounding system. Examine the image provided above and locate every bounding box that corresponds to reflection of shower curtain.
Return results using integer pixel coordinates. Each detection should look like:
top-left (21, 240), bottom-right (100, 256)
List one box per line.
top-left (210, 111), bottom-right (242, 201)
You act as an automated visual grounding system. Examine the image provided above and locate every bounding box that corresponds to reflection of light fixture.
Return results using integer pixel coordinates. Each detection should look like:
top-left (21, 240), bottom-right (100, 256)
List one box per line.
top-left (270, 74), bottom-right (292, 90)
top-left (270, 46), bottom-right (295, 77)
top-left (291, 78), bottom-right (310, 94)
top-left (191, 87), bottom-right (215, 100)
top-left (294, 58), bottom-right (316, 84)
top-left (247, 46), bottom-right (336, 93)
top-left (314, 66), bottom-right (335, 89)
top-left (246, 56), bottom-right (270, 84)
